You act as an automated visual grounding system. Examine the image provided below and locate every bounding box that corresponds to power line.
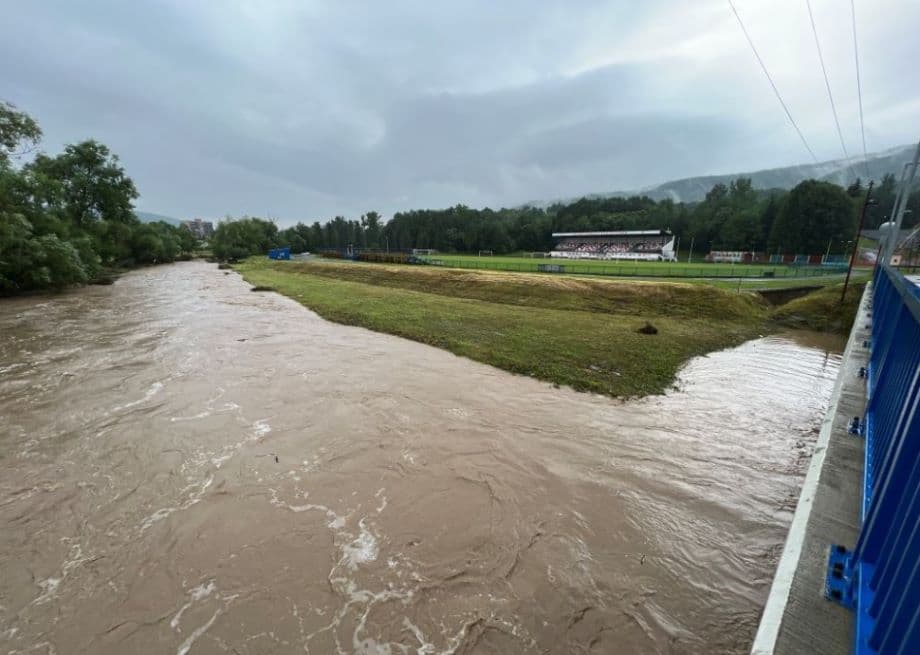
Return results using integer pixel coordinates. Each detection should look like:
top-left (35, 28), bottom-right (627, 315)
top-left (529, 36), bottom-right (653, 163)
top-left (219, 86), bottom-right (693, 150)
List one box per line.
top-left (851, 0), bottom-right (870, 178)
top-left (727, 0), bottom-right (819, 163)
top-left (805, 0), bottom-right (850, 165)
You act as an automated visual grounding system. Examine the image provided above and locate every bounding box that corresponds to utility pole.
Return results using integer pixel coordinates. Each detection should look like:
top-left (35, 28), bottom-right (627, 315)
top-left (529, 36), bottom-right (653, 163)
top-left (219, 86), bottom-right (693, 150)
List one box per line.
top-left (882, 140), bottom-right (920, 264)
top-left (688, 236), bottom-right (695, 264)
top-left (842, 180), bottom-right (874, 303)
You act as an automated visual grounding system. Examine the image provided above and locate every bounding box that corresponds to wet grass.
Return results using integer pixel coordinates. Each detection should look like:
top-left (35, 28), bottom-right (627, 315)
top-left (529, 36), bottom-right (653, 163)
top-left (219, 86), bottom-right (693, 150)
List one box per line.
top-left (771, 282), bottom-right (867, 334)
top-left (234, 259), bottom-right (770, 398)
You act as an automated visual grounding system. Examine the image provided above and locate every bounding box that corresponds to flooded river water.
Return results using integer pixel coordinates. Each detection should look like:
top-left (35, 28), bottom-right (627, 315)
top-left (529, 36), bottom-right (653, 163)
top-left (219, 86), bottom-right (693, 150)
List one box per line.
top-left (0, 262), bottom-right (843, 654)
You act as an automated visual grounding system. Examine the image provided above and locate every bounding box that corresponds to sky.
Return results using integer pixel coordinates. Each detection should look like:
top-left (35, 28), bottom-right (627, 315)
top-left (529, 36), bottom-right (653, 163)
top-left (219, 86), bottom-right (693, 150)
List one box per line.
top-left (3, 0), bottom-right (918, 225)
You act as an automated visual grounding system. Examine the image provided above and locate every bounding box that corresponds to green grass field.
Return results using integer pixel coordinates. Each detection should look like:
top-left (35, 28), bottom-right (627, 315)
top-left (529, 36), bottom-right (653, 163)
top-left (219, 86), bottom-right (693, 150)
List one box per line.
top-left (233, 259), bottom-right (863, 397)
top-left (234, 259), bottom-right (778, 397)
top-left (420, 253), bottom-right (851, 280)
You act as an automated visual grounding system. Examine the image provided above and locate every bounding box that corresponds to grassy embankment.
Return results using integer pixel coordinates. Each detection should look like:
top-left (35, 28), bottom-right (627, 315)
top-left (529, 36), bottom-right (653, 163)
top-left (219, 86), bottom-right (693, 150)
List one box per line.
top-left (235, 259), bottom-right (775, 397)
top-left (234, 259), bottom-right (865, 397)
top-left (771, 282), bottom-right (866, 333)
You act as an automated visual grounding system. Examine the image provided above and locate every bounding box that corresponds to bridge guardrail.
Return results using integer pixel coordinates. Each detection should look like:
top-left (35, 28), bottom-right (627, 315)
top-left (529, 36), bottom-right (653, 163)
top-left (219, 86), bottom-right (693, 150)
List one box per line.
top-left (826, 264), bottom-right (920, 654)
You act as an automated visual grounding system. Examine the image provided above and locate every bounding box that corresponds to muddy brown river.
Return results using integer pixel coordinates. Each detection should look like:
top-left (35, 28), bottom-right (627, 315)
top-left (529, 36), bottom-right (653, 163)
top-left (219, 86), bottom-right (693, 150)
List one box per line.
top-left (0, 262), bottom-right (843, 654)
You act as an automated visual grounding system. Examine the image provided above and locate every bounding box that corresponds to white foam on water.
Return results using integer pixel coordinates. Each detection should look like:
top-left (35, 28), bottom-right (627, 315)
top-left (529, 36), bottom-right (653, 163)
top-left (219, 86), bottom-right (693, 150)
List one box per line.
top-left (112, 381), bottom-right (163, 411)
top-left (252, 419), bottom-right (271, 439)
top-left (33, 578), bottom-right (60, 605)
top-left (267, 487), bottom-right (475, 653)
top-left (375, 488), bottom-right (388, 514)
top-left (268, 488), bottom-right (345, 529)
top-left (31, 543), bottom-right (93, 606)
top-left (210, 453), bottom-right (233, 468)
top-left (176, 608), bottom-right (221, 655)
top-left (140, 476), bottom-right (213, 531)
top-left (342, 519), bottom-right (379, 570)
top-left (171, 580), bottom-right (217, 631)
top-left (170, 411), bottom-right (211, 423)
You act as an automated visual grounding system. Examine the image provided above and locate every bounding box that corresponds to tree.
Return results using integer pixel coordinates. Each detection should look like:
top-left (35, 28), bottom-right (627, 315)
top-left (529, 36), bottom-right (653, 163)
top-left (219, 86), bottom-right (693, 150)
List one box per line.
top-left (211, 217), bottom-right (279, 260)
top-left (769, 180), bottom-right (856, 254)
top-left (871, 173), bottom-right (898, 228)
top-left (362, 211), bottom-right (382, 248)
top-left (0, 101), bottom-right (41, 165)
top-left (759, 195), bottom-right (780, 250)
top-left (1, 102), bottom-right (195, 293)
top-left (27, 140), bottom-right (138, 229)
top-left (846, 178), bottom-right (864, 198)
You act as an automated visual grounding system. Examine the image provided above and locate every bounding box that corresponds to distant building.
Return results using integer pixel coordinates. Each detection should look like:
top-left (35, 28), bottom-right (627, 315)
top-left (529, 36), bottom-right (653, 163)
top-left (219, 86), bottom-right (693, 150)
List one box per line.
top-left (180, 219), bottom-right (214, 240)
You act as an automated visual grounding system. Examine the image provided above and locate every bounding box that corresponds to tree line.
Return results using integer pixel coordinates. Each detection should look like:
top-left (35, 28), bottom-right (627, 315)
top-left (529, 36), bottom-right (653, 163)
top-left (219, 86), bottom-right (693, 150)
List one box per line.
top-left (214, 175), bottom-right (918, 260)
top-left (7, 99), bottom-right (918, 288)
top-left (1, 102), bottom-right (197, 293)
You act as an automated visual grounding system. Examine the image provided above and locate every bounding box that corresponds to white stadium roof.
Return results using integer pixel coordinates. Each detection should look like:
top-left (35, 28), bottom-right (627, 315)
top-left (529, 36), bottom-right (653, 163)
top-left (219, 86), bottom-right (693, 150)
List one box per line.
top-left (551, 230), bottom-right (669, 238)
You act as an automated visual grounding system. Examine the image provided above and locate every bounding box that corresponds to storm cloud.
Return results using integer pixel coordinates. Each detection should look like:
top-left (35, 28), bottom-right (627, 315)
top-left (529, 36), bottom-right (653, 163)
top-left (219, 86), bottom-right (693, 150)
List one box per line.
top-left (3, 0), bottom-right (918, 223)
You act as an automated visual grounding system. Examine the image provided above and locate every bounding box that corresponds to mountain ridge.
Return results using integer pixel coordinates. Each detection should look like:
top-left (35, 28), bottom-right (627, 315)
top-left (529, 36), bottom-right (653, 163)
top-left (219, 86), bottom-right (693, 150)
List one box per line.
top-left (527, 143), bottom-right (915, 206)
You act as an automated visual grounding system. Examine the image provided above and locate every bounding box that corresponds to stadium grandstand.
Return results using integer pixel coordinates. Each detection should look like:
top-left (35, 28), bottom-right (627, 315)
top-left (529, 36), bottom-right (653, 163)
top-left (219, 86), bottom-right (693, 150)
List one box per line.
top-left (550, 230), bottom-right (676, 261)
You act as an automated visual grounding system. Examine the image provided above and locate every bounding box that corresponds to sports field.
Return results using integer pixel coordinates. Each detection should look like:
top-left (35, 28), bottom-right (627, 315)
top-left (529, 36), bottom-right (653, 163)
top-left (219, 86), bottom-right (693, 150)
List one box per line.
top-left (420, 254), bottom-right (848, 279)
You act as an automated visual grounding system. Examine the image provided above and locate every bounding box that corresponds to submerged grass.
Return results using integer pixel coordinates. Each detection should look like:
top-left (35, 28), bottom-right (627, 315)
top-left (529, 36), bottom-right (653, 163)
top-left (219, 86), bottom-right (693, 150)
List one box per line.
top-left (234, 259), bottom-right (770, 397)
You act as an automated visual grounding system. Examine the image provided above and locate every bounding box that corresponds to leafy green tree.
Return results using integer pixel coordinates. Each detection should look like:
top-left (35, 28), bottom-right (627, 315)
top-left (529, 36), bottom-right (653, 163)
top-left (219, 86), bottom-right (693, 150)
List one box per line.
top-left (0, 101), bottom-right (41, 165)
top-left (769, 180), bottom-right (856, 254)
top-left (1, 102), bottom-right (195, 292)
top-left (27, 140), bottom-right (138, 230)
top-left (211, 217), bottom-right (279, 260)
top-left (36, 234), bottom-right (88, 286)
top-left (362, 211), bottom-right (382, 248)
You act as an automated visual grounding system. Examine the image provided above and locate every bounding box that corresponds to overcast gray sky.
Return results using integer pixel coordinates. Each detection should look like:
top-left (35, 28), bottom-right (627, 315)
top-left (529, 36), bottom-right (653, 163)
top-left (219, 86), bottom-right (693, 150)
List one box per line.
top-left (3, 0), bottom-right (918, 224)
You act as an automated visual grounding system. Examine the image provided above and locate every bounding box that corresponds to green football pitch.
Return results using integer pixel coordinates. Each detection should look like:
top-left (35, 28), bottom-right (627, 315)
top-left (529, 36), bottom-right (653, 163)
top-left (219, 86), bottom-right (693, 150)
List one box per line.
top-left (418, 254), bottom-right (847, 279)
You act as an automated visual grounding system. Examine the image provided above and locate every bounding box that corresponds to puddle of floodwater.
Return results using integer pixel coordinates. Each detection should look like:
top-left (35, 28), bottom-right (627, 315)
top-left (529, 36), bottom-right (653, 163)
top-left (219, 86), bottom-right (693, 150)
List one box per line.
top-left (0, 261), bottom-right (842, 654)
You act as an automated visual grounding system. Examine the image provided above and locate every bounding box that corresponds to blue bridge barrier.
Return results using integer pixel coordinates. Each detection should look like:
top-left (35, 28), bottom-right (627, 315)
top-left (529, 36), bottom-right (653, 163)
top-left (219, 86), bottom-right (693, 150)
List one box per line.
top-left (826, 265), bottom-right (920, 654)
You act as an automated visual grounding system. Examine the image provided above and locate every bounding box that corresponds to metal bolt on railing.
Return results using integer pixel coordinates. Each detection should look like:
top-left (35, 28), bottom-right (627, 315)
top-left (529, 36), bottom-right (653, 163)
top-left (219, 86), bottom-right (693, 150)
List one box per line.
top-left (848, 416), bottom-right (861, 435)
top-left (825, 544), bottom-right (856, 610)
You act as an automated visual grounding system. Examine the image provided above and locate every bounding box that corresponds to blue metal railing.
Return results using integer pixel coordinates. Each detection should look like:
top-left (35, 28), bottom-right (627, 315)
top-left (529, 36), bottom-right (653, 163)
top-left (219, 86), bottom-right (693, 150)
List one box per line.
top-left (828, 265), bottom-right (920, 654)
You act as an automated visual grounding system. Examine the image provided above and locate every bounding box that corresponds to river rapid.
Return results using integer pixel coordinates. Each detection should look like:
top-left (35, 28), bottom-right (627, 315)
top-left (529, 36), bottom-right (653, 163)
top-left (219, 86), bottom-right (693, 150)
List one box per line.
top-left (0, 261), bottom-right (843, 654)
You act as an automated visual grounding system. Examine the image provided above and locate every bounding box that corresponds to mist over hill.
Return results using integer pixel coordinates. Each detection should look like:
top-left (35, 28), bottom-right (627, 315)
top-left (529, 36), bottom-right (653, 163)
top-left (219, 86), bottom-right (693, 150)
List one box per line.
top-left (531, 144), bottom-right (916, 206)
